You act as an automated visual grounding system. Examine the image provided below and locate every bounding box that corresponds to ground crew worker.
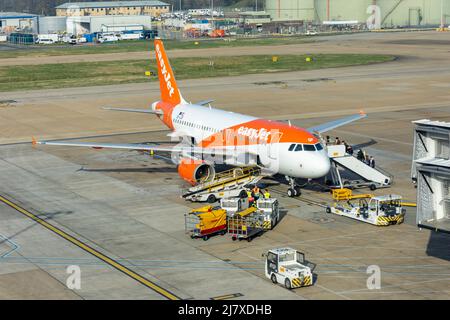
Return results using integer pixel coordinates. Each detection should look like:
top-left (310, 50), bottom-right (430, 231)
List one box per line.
top-left (246, 189), bottom-right (254, 207)
top-left (264, 189), bottom-right (271, 199)
top-left (252, 185), bottom-right (260, 201)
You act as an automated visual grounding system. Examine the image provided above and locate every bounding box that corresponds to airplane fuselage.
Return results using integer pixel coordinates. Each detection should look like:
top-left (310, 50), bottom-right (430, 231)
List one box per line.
top-left (153, 101), bottom-right (331, 179)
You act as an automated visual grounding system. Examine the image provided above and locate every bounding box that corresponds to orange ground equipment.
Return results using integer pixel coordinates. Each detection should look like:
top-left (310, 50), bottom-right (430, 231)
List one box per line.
top-left (185, 205), bottom-right (227, 241)
top-left (209, 29), bottom-right (225, 38)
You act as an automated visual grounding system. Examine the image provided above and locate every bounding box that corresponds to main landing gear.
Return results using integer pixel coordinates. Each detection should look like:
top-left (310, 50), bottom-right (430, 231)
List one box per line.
top-left (286, 176), bottom-right (301, 197)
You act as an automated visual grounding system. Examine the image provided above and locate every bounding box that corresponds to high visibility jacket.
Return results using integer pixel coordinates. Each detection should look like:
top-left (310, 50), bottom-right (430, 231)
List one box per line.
top-left (246, 191), bottom-right (252, 198)
top-left (264, 192), bottom-right (271, 199)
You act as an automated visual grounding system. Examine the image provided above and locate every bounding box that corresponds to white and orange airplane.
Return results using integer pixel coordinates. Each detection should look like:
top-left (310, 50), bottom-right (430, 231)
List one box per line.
top-left (37, 38), bottom-right (366, 197)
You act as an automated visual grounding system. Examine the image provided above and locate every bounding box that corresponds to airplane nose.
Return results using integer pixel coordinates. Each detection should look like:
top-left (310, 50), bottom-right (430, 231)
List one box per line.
top-left (307, 153), bottom-right (331, 178)
top-left (317, 155), bottom-right (331, 177)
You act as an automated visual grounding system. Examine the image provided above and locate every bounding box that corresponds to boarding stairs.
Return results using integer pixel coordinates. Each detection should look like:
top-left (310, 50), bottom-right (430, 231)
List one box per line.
top-left (327, 144), bottom-right (392, 190)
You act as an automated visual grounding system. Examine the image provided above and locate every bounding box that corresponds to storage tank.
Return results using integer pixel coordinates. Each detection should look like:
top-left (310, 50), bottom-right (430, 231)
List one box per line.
top-left (377, 0), bottom-right (450, 27)
top-left (266, 0), bottom-right (315, 21)
top-left (314, 0), bottom-right (372, 23)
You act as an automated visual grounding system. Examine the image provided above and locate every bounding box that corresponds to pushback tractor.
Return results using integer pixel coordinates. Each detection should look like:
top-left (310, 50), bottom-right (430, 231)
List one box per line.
top-left (264, 248), bottom-right (315, 289)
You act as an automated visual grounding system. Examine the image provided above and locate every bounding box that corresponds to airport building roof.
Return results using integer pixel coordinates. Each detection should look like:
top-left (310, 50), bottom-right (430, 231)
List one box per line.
top-left (56, 1), bottom-right (169, 9)
top-left (0, 12), bottom-right (38, 18)
top-left (413, 119), bottom-right (450, 129)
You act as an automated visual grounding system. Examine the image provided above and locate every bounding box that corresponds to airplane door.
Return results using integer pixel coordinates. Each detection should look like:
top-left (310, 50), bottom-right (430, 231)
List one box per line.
top-left (268, 131), bottom-right (282, 160)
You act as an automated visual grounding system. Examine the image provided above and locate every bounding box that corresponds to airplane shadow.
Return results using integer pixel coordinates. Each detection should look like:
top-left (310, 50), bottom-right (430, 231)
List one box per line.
top-left (352, 139), bottom-right (378, 150)
top-left (79, 167), bottom-right (175, 173)
top-left (0, 210), bottom-right (73, 244)
top-left (426, 230), bottom-right (450, 262)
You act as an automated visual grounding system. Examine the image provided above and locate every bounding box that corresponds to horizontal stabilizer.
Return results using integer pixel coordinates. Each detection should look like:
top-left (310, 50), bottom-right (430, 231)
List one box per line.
top-left (102, 107), bottom-right (163, 115)
top-left (195, 99), bottom-right (214, 106)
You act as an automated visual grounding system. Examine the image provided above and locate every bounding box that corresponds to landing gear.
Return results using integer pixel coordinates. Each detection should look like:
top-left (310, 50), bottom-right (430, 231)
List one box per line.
top-left (286, 176), bottom-right (301, 197)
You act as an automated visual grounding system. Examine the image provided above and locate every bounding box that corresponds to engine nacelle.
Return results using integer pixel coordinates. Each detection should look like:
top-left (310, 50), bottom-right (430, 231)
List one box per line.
top-left (178, 158), bottom-right (215, 186)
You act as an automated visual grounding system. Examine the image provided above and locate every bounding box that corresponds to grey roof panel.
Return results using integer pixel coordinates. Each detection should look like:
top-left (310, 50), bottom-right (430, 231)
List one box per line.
top-left (0, 12), bottom-right (38, 18)
top-left (56, 1), bottom-right (169, 9)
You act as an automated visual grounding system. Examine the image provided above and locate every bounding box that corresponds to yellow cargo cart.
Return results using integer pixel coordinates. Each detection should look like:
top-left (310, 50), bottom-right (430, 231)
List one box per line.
top-left (227, 207), bottom-right (264, 242)
top-left (185, 205), bottom-right (227, 241)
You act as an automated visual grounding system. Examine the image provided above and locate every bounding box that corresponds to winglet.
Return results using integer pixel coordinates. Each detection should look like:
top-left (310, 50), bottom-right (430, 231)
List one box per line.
top-left (359, 109), bottom-right (366, 116)
top-left (31, 136), bottom-right (38, 147)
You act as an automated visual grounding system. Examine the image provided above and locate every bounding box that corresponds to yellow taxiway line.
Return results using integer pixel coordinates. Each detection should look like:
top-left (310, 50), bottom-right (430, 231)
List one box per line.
top-left (0, 194), bottom-right (180, 300)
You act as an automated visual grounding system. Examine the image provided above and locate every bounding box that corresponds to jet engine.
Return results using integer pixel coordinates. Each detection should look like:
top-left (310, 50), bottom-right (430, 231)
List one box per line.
top-left (177, 158), bottom-right (215, 185)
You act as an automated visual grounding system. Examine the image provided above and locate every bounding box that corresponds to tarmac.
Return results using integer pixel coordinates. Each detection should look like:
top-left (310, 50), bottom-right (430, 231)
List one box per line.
top-left (0, 31), bottom-right (449, 299)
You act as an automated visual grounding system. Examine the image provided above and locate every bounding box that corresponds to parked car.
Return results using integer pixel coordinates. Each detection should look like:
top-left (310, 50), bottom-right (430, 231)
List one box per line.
top-left (36, 38), bottom-right (54, 44)
top-left (305, 30), bottom-right (318, 36)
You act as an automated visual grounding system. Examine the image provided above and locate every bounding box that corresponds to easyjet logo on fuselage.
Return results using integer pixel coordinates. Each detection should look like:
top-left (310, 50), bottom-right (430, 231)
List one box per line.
top-left (237, 126), bottom-right (271, 142)
top-left (156, 43), bottom-right (175, 98)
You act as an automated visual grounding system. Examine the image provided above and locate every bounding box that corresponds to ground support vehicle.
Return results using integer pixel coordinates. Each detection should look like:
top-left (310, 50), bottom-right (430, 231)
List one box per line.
top-left (264, 248), bottom-right (315, 289)
top-left (326, 193), bottom-right (405, 226)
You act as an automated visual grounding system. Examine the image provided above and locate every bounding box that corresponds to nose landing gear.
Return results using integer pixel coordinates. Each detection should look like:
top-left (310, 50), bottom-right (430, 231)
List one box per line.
top-left (286, 176), bottom-right (301, 197)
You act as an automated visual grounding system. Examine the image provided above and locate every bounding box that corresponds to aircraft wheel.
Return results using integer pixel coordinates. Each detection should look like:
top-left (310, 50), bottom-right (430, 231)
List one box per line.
top-left (294, 187), bottom-right (301, 196)
top-left (287, 188), bottom-right (295, 197)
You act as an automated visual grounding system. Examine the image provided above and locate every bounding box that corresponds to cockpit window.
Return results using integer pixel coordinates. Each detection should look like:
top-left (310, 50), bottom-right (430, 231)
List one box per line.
top-left (294, 144), bottom-right (303, 151)
top-left (288, 144), bottom-right (296, 151)
top-left (315, 143), bottom-right (323, 151)
top-left (304, 144), bottom-right (316, 151)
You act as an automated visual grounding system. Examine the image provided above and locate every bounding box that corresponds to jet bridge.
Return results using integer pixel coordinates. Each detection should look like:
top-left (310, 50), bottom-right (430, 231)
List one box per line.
top-left (327, 145), bottom-right (392, 190)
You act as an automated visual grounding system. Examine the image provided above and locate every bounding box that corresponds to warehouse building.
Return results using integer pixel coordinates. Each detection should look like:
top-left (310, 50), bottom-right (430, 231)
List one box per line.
top-left (0, 12), bottom-right (38, 34)
top-left (265, 0), bottom-right (450, 27)
top-left (65, 15), bottom-right (152, 34)
top-left (38, 14), bottom-right (153, 35)
top-left (56, 1), bottom-right (170, 17)
top-left (412, 119), bottom-right (450, 233)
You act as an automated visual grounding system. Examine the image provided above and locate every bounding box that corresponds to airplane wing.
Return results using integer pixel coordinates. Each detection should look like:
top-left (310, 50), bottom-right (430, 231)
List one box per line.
top-left (102, 107), bottom-right (163, 115)
top-left (34, 138), bottom-right (241, 158)
top-left (307, 112), bottom-right (367, 134)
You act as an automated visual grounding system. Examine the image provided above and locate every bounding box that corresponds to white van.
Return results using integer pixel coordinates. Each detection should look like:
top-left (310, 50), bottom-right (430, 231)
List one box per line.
top-left (117, 32), bottom-right (142, 40)
top-left (98, 33), bottom-right (119, 43)
top-left (36, 38), bottom-right (54, 45)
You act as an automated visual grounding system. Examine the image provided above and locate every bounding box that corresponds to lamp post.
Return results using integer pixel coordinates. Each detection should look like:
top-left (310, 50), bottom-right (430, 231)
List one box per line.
top-left (441, 0), bottom-right (444, 29)
top-left (211, 0), bottom-right (214, 30)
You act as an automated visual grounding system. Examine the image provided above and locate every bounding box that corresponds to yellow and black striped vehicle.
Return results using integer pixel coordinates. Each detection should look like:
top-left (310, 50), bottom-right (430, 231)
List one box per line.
top-left (326, 194), bottom-right (406, 226)
top-left (264, 248), bottom-right (315, 290)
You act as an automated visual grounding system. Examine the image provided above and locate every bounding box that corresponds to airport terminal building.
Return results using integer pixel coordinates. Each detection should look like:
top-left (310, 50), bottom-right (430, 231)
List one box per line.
top-left (412, 119), bottom-right (450, 233)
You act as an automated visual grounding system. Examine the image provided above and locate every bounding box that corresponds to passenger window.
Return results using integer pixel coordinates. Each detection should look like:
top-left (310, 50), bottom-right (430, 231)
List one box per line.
top-left (315, 143), bottom-right (323, 151)
top-left (304, 144), bottom-right (316, 151)
top-left (295, 144), bottom-right (303, 151)
top-left (288, 144), bottom-right (296, 151)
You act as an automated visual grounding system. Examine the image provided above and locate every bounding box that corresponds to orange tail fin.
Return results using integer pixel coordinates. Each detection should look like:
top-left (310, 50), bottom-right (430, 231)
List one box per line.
top-left (154, 38), bottom-right (185, 105)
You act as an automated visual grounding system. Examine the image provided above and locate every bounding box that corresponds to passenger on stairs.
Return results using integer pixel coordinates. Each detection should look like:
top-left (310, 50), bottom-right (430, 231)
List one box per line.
top-left (369, 156), bottom-right (376, 168)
